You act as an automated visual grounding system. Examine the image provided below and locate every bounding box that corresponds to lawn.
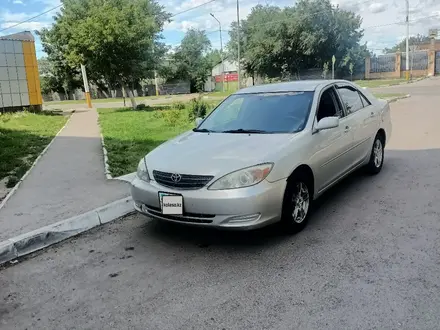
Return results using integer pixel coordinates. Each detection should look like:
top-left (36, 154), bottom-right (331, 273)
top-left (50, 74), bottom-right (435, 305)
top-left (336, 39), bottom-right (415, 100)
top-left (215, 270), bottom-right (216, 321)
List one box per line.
top-left (355, 78), bottom-right (408, 88)
top-left (0, 111), bottom-right (68, 188)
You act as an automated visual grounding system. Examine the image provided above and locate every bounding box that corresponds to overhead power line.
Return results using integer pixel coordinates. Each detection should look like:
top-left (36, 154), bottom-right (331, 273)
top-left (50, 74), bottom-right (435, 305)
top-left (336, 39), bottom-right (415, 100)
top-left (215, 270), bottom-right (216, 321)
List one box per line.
top-left (170, 0), bottom-right (218, 18)
top-left (0, 4), bottom-right (62, 33)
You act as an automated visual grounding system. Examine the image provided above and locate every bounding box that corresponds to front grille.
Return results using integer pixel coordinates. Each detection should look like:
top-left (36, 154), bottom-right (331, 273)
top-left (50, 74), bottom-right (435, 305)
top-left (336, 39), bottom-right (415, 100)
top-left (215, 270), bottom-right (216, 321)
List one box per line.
top-left (153, 170), bottom-right (214, 190)
top-left (144, 204), bottom-right (214, 224)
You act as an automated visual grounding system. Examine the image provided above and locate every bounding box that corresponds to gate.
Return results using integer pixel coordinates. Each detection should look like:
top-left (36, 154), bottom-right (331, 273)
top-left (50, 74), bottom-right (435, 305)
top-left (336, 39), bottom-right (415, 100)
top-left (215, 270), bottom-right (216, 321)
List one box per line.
top-left (436, 51), bottom-right (440, 75)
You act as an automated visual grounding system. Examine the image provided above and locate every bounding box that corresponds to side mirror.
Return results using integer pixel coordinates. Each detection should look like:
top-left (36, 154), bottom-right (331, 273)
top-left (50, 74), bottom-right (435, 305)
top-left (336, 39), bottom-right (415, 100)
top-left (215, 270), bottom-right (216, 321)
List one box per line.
top-left (195, 117), bottom-right (203, 126)
top-left (316, 116), bottom-right (339, 131)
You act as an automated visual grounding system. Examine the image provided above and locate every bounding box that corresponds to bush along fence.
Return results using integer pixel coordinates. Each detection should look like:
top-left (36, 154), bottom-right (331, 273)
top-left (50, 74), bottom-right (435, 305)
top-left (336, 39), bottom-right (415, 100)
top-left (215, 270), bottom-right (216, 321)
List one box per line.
top-left (365, 50), bottom-right (439, 79)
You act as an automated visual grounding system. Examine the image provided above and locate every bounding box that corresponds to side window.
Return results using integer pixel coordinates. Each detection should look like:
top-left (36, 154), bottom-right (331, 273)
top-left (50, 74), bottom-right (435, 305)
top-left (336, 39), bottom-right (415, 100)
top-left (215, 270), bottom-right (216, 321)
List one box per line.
top-left (359, 93), bottom-right (371, 107)
top-left (337, 86), bottom-right (364, 114)
top-left (316, 87), bottom-right (343, 122)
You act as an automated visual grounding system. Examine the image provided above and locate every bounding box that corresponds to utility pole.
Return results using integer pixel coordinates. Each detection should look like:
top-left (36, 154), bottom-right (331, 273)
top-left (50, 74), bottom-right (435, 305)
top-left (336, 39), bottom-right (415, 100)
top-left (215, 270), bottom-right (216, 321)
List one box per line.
top-left (80, 64), bottom-right (92, 108)
top-left (236, 0), bottom-right (241, 90)
top-left (405, 0), bottom-right (410, 81)
top-left (210, 13), bottom-right (225, 92)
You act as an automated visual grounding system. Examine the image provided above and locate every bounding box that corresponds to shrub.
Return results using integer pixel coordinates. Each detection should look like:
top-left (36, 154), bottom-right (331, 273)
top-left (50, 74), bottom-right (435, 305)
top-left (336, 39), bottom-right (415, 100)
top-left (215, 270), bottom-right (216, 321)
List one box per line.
top-left (136, 103), bottom-right (150, 111)
top-left (162, 109), bottom-right (182, 126)
top-left (173, 101), bottom-right (185, 110)
top-left (189, 97), bottom-right (208, 121)
top-left (6, 176), bottom-right (18, 188)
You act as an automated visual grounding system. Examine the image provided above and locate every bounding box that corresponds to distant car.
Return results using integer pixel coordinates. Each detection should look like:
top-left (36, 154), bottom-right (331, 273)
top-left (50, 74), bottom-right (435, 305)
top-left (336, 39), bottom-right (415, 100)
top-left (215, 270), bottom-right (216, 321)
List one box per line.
top-left (131, 80), bottom-right (392, 233)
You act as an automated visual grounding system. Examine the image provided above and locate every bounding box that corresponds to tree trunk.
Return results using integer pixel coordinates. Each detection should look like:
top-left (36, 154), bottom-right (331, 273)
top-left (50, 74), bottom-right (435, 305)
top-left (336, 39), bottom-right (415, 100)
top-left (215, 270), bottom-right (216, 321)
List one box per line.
top-left (122, 83), bottom-right (137, 109)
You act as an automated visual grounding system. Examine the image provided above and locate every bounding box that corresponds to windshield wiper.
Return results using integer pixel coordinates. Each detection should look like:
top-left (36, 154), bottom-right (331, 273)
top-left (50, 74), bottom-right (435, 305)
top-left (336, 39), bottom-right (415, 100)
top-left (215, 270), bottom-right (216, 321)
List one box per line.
top-left (193, 128), bottom-right (213, 133)
top-left (222, 129), bottom-right (268, 134)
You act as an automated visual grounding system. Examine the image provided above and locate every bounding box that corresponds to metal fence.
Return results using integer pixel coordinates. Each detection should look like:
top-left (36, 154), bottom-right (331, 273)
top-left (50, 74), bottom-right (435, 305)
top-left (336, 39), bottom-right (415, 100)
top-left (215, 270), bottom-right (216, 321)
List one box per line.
top-left (370, 54), bottom-right (395, 73)
top-left (436, 51), bottom-right (440, 75)
top-left (401, 51), bottom-right (428, 71)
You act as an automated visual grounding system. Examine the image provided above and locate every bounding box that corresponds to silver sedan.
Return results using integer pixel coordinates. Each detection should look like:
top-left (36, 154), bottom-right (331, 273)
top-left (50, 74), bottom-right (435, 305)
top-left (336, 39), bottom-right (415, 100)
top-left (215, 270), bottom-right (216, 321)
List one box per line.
top-left (131, 80), bottom-right (392, 233)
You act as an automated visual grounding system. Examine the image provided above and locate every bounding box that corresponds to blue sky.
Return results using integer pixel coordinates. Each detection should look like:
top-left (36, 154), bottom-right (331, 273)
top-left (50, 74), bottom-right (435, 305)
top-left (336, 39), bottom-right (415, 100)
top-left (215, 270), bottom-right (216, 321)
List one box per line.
top-left (0, 0), bottom-right (439, 59)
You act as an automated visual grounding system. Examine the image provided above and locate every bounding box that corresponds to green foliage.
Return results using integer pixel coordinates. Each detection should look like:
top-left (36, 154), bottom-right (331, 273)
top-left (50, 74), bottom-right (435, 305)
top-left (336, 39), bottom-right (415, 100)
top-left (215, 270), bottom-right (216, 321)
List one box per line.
top-left (172, 101), bottom-right (186, 110)
top-left (0, 112), bottom-right (67, 185)
top-left (38, 57), bottom-right (82, 97)
top-left (189, 97), bottom-right (208, 121)
top-left (136, 104), bottom-right (151, 110)
top-left (205, 49), bottom-right (222, 69)
top-left (168, 29), bottom-right (212, 92)
top-left (226, 0), bottom-right (369, 79)
top-left (161, 109), bottom-right (183, 126)
top-left (39, 0), bottom-right (170, 104)
top-left (383, 34), bottom-right (431, 54)
top-left (98, 107), bottom-right (193, 176)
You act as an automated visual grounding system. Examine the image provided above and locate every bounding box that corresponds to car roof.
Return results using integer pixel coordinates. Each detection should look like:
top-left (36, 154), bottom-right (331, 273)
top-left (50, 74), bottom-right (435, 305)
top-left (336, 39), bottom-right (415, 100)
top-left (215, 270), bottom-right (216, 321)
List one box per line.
top-left (235, 80), bottom-right (350, 94)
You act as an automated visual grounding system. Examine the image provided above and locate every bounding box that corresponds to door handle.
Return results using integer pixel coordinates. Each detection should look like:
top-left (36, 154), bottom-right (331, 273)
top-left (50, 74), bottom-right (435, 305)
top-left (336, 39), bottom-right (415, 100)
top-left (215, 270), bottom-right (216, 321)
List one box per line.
top-left (344, 126), bottom-right (350, 133)
top-left (370, 112), bottom-right (375, 117)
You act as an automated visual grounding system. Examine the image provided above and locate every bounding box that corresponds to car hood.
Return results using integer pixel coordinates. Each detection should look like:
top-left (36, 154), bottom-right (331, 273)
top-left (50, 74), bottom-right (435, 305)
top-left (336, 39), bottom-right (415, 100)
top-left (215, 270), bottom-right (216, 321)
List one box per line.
top-left (145, 130), bottom-right (298, 177)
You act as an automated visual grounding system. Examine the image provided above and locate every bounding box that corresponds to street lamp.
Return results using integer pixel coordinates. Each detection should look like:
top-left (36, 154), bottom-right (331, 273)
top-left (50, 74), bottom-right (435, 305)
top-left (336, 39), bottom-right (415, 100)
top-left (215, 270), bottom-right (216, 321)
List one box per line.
top-left (236, 0), bottom-right (241, 89)
top-left (210, 13), bottom-right (225, 92)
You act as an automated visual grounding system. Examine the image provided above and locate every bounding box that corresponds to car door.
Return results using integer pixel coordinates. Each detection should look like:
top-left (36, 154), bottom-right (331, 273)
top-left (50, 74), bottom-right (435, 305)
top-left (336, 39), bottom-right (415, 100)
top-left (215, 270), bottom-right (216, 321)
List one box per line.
top-left (309, 85), bottom-right (354, 193)
top-left (335, 84), bottom-right (373, 166)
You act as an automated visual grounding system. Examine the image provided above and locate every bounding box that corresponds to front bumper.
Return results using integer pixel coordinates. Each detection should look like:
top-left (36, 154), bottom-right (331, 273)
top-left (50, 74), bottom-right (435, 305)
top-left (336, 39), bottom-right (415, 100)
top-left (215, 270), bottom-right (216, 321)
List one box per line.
top-left (130, 177), bottom-right (287, 230)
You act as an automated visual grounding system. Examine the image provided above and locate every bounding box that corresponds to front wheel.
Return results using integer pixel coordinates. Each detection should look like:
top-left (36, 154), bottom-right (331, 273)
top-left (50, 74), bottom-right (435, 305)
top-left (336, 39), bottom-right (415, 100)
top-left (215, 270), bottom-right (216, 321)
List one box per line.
top-left (280, 178), bottom-right (312, 234)
top-left (366, 134), bottom-right (384, 174)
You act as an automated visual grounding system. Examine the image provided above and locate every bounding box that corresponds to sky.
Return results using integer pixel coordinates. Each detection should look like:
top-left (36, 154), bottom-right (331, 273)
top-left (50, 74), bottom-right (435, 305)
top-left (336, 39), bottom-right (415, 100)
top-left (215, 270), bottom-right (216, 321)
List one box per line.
top-left (0, 0), bottom-right (439, 59)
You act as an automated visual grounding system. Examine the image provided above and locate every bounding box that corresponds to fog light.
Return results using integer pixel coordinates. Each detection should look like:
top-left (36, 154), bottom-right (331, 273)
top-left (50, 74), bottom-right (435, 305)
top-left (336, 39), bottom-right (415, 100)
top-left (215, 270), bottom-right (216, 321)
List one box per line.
top-left (226, 213), bottom-right (261, 223)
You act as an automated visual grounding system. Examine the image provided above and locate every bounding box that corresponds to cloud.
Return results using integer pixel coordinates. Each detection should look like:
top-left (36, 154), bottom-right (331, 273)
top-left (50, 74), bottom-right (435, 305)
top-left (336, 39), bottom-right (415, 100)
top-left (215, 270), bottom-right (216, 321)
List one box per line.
top-left (0, 21), bottom-right (50, 31)
top-left (0, 11), bottom-right (34, 22)
top-left (12, 0), bottom-right (25, 4)
top-left (369, 3), bottom-right (387, 14)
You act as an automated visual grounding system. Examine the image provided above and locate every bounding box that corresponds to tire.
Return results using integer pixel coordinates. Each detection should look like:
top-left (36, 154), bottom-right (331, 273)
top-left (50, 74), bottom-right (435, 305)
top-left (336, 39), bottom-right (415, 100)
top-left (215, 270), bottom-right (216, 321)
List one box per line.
top-left (366, 133), bottom-right (384, 174)
top-left (280, 176), bottom-right (312, 234)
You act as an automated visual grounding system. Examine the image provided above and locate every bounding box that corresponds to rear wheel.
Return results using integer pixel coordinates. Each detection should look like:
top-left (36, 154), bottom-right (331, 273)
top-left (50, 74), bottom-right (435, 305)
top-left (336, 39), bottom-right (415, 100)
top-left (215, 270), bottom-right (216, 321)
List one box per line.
top-left (366, 133), bottom-right (384, 174)
top-left (280, 177), bottom-right (312, 234)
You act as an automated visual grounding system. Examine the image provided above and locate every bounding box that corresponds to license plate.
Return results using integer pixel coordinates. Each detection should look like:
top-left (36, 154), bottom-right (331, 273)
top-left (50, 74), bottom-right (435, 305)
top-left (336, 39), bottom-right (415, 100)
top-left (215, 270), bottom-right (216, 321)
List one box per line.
top-left (159, 192), bottom-right (183, 215)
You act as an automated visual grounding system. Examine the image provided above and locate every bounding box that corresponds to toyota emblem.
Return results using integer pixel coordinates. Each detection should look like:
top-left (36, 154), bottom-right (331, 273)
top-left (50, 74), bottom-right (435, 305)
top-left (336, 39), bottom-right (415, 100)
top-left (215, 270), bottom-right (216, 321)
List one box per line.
top-left (171, 173), bottom-right (181, 183)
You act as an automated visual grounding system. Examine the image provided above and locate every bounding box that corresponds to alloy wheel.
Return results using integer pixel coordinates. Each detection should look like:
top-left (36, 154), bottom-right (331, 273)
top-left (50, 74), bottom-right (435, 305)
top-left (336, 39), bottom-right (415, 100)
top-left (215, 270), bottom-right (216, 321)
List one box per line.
top-left (291, 182), bottom-right (310, 224)
top-left (374, 139), bottom-right (383, 168)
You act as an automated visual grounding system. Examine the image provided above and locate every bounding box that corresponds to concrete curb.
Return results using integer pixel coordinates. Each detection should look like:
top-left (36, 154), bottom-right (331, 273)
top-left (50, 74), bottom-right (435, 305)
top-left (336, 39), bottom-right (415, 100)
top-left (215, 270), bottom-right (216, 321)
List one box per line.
top-left (0, 196), bottom-right (135, 265)
top-left (386, 94), bottom-right (411, 104)
top-left (0, 111), bottom-right (75, 212)
top-left (100, 132), bottom-right (112, 179)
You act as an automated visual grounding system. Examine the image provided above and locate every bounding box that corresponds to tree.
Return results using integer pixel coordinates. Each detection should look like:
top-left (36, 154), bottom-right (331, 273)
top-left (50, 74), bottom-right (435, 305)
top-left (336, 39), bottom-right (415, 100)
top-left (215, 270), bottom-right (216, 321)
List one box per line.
top-left (205, 49), bottom-right (222, 70)
top-left (37, 56), bottom-right (82, 98)
top-left (383, 34), bottom-right (431, 54)
top-left (39, 0), bottom-right (170, 108)
top-left (172, 29), bottom-right (212, 92)
top-left (226, 0), bottom-right (369, 80)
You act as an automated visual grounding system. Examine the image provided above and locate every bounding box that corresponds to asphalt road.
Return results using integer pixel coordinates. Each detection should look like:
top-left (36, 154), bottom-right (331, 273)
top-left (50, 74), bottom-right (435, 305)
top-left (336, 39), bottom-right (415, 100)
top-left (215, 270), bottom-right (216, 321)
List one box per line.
top-left (2, 78), bottom-right (440, 330)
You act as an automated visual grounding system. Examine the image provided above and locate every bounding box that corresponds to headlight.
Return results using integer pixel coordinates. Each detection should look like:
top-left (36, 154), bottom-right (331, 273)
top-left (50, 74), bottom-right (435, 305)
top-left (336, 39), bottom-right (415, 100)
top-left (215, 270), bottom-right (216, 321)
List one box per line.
top-left (137, 158), bottom-right (150, 182)
top-left (208, 163), bottom-right (273, 190)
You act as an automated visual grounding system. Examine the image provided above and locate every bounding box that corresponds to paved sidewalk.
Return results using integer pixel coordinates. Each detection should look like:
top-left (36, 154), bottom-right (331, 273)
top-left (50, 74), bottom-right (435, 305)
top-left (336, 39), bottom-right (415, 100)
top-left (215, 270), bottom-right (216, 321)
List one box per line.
top-left (0, 108), bottom-right (129, 241)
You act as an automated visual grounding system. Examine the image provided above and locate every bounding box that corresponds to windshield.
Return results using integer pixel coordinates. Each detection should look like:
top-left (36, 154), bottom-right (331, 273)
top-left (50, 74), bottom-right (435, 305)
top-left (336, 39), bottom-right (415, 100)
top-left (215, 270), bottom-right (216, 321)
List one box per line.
top-left (196, 91), bottom-right (314, 133)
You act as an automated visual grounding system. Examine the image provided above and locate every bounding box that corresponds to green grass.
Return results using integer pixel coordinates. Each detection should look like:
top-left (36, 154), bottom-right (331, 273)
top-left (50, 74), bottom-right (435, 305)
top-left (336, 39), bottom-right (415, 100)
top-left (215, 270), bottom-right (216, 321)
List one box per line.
top-left (355, 78), bottom-right (407, 88)
top-left (98, 98), bottom-right (223, 176)
top-left (0, 111), bottom-right (68, 188)
top-left (98, 106), bottom-right (194, 177)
